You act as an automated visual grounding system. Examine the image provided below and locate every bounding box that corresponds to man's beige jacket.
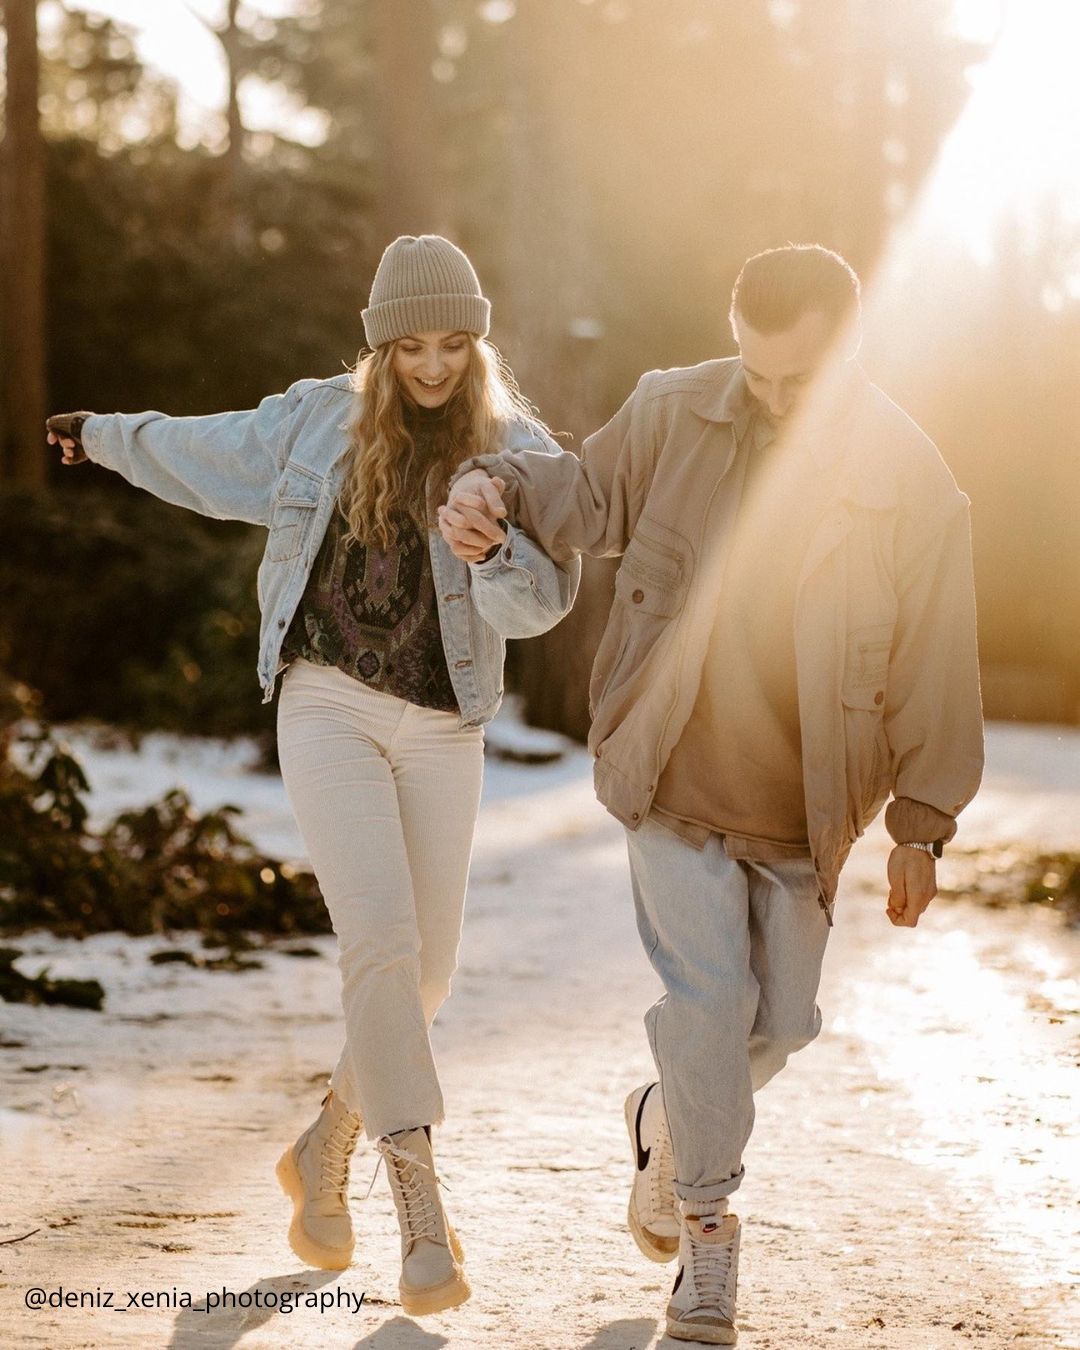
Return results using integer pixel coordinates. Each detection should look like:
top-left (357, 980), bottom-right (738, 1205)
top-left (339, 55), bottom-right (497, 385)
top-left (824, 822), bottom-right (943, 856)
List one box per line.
top-left (457, 358), bottom-right (984, 911)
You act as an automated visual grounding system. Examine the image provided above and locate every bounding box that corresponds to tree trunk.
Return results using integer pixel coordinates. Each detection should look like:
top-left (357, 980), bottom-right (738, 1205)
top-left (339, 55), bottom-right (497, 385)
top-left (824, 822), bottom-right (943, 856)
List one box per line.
top-left (186, 0), bottom-right (243, 234)
top-left (499, 5), bottom-right (612, 742)
top-left (370, 0), bottom-right (444, 242)
top-left (222, 0), bottom-right (243, 194)
top-left (1, 0), bottom-right (47, 488)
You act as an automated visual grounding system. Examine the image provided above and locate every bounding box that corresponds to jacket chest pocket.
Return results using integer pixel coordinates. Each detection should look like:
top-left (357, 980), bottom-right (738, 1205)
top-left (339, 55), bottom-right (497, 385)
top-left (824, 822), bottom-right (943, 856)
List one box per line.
top-left (615, 516), bottom-right (690, 617)
top-left (267, 466), bottom-right (322, 563)
top-left (840, 621), bottom-right (894, 710)
top-left (590, 518), bottom-right (690, 716)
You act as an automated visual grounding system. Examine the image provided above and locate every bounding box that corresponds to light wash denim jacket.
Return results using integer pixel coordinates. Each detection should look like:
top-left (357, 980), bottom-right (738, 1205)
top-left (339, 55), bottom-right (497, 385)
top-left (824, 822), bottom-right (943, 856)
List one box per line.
top-left (81, 374), bottom-right (580, 726)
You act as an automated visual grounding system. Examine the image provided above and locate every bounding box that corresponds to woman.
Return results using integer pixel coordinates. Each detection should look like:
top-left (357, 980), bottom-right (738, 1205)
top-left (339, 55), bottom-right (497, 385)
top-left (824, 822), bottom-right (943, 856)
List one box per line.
top-left (46, 234), bottom-right (578, 1315)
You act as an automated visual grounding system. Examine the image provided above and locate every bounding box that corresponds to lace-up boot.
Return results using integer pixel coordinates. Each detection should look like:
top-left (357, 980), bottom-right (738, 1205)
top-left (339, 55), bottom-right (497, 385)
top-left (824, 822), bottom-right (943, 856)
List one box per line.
top-left (378, 1126), bottom-right (469, 1315)
top-left (666, 1211), bottom-right (740, 1345)
top-left (276, 1089), bottom-right (362, 1269)
top-left (625, 1082), bottom-right (679, 1261)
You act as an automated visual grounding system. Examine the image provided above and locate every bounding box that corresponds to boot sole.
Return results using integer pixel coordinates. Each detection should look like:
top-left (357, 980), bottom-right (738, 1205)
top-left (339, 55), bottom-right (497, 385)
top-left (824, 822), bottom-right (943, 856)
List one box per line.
top-left (666, 1314), bottom-right (738, 1345)
top-left (624, 1092), bottom-right (679, 1264)
top-left (275, 1147), bottom-right (354, 1271)
top-left (400, 1267), bottom-right (471, 1317)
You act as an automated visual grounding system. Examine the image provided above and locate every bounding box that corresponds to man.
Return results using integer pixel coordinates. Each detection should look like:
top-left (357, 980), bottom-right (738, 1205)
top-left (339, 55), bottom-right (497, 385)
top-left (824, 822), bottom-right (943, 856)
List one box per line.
top-left (439, 245), bottom-right (983, 1345)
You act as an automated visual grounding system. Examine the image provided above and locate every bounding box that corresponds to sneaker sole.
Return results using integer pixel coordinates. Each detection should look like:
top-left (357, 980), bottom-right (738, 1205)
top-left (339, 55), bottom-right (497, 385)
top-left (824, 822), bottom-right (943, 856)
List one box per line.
top-left (399, 1268), bottom-right (471, 1317)
top-left (624, 1091), bottom-right (679, 1264)
top-left (666, 1313), bottom-right (738, 1345)
top-left (275, 1147), bottom-right (354, 1271)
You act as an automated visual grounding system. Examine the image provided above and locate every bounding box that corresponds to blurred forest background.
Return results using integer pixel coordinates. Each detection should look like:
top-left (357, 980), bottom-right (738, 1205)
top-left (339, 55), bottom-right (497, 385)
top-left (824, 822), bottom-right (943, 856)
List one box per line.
top-left (1, 0), bottom-right (1077, 743)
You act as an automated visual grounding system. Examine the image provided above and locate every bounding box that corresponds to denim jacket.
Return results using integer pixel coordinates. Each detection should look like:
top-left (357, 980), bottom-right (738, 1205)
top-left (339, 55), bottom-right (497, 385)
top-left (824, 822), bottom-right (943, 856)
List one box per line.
top-left (81, 374), bottom-right (580, 726)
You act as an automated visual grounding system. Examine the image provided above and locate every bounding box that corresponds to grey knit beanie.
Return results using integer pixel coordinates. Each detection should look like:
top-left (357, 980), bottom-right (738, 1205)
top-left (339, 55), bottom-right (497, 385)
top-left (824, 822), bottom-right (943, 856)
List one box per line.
top-left (362, 235), bottom-right (491, 348)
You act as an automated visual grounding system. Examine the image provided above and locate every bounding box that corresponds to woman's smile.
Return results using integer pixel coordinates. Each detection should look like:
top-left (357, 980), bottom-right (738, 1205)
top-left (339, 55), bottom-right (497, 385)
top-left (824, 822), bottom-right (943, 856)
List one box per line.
top-left (393, 331), bottom-right (471, 406)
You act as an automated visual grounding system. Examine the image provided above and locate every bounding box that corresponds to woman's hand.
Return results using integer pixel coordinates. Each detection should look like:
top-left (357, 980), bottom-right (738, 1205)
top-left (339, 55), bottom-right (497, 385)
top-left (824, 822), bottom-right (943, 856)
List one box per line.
top-left (438, 473), bottom-right (508, 563)
top-left (46, 412), bottom-right (94, 465)
top-left (449, 470), bottom-right (507, 518)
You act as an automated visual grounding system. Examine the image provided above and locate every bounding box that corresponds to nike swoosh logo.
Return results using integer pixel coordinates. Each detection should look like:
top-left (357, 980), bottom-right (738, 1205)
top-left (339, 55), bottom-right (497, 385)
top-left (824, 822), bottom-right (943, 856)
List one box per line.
top-left (634, 1084), bottom-right (655, 1172)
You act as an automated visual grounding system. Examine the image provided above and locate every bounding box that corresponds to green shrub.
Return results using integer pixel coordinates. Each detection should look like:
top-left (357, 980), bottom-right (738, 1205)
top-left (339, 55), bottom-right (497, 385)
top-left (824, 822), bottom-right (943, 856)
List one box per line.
top-left (0, 484), bottom-right (272, 737)
top-left (0, 673), bottom-right (328, 948)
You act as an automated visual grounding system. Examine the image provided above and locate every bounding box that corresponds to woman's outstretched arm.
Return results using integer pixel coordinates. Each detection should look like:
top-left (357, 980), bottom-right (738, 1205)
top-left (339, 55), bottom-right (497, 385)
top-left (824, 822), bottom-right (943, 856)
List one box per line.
top-left (45, 382), bottom-right (315, 526)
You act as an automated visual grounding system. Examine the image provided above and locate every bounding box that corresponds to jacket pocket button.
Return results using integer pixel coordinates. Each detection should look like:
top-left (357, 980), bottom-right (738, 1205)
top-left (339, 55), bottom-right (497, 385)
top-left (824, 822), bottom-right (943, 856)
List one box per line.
top-left (632, 811), bottom-right (640, 820)
top-left (277, 619), bottom-right (286, 629)
top-left (632, 588), bottom-right (644, 604)
top-left (874, 690), bottom-right (884, 705)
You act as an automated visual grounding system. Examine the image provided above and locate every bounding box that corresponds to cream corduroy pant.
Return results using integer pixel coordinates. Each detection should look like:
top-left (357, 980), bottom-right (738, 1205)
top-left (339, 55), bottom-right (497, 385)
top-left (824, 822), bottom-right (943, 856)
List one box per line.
top-left (276, 657), bottom-right (484, 1137)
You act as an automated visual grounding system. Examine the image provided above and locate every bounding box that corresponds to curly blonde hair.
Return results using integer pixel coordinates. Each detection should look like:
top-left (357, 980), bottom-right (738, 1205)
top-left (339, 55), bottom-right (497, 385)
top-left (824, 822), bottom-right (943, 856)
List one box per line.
top-left (337, 335), bottom-right (541, 550)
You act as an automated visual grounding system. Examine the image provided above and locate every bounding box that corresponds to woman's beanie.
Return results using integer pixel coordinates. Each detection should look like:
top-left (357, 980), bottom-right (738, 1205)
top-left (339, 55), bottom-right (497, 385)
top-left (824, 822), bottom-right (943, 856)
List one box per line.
top-left (362, 235), bottom-right (491, 348)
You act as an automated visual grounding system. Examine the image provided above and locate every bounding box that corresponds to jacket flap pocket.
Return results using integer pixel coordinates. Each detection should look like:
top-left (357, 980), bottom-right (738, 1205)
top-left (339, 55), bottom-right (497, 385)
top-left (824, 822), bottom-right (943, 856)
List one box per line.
top-left (267, 466), bottom-right (321, 562)
top-left (614, 517), bottom-right (691, 618)
top-left (276, 463), bottom-right (322, 508)
top-left (615, 549), bottom-right (682, 617)
top-left (841, 622), bottom-right (892, 710)
top-left (633, 513), bottom-right (694, 572)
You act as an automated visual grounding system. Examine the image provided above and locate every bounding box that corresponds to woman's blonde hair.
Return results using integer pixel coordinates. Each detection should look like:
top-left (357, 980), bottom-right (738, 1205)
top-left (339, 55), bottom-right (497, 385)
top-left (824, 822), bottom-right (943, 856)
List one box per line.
top-left (338, 335), bottom-right (542, 550)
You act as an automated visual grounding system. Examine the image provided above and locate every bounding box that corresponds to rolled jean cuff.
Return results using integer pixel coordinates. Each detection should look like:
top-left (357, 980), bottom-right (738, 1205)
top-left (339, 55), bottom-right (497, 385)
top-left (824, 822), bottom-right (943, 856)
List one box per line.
top-left (674, 1165), bottom-right (745, 1205)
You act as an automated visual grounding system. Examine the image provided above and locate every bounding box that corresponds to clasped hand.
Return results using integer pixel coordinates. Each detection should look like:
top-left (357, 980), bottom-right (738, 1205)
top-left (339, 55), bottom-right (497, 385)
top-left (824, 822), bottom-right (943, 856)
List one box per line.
top-left (438, 470), bottom-right (509, 563)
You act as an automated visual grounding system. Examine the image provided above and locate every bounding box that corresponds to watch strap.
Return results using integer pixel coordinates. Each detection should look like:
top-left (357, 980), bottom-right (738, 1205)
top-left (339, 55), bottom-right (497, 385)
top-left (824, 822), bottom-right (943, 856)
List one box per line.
top-left (899, 840), bottom-right (943, 858)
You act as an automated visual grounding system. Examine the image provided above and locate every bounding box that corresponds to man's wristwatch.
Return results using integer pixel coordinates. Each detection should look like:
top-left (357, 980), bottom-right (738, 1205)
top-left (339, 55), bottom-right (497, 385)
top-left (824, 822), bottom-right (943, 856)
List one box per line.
top-left (899, 840), bottom-right (943, 858)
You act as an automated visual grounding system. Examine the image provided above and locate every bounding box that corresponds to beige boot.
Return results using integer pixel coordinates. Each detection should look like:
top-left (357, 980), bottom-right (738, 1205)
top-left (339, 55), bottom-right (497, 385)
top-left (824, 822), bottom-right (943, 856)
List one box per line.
top-left (276, 1088), bottom-right (363, 1269)
top-left (378, 1126), bottom-right (470, 1316)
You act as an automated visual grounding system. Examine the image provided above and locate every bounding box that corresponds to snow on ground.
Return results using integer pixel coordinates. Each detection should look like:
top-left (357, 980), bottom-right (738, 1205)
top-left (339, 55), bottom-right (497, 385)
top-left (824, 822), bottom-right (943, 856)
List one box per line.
top-left (1, 716), bottom-right (1078, 1350)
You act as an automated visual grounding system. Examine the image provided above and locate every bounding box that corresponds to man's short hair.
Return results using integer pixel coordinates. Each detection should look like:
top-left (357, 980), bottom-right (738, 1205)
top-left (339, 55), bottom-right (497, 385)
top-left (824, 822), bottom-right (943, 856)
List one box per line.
top-left (730, 244), bottom-right (861, 335)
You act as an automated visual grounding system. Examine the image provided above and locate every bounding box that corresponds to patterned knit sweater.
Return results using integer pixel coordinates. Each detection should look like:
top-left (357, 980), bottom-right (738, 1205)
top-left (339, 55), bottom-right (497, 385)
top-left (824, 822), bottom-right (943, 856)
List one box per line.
top-left (280, 405), bottom-right (458, 713)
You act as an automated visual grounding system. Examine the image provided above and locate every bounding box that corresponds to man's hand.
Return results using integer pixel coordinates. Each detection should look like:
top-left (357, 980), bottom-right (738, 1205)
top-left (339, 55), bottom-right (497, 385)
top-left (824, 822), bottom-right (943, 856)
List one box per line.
top-left (46, 412), bottom-right (94, 465)
top-left (438, 471), bottom-right (508, 563)
top-left (885, 845), bottom-right (937, 927)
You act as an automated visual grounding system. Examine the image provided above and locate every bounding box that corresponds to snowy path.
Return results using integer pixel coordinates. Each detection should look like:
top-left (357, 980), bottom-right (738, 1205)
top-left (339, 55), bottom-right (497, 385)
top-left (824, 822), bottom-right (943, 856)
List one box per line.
top-left (1, 722), bottom-right (1078, 1349)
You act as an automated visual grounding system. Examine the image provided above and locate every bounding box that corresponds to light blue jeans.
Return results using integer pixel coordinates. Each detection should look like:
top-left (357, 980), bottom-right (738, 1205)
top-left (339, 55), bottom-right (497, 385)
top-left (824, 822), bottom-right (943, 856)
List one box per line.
top-left (627, 817), bottom-right (830, 1205)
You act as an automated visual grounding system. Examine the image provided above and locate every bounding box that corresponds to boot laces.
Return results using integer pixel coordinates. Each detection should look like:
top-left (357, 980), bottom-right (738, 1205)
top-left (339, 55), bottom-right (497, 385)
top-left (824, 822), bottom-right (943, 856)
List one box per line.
top-left (686, 1223), bottom-right (737, 1320)
top-left (377, 1137), bottom-right (440, 1243)
top-left (318, 1112), bottom-right (361, 1198)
